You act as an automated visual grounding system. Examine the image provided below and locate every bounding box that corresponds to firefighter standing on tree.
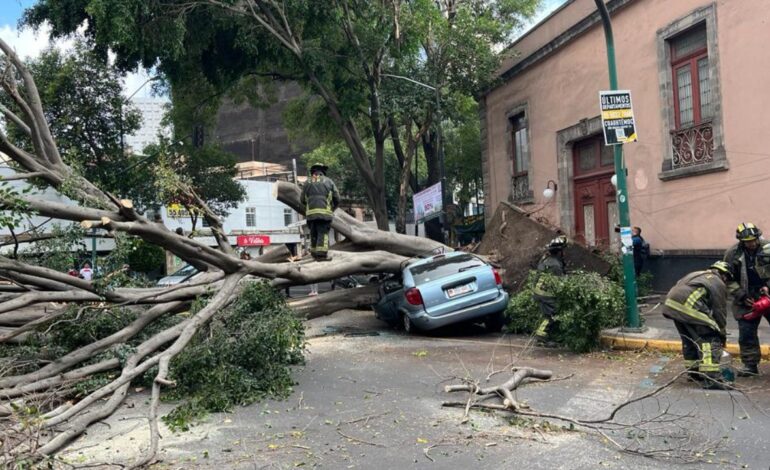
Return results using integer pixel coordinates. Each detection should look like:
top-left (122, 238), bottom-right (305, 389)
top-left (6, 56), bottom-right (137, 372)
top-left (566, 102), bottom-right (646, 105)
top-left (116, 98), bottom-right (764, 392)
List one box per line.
top-left (724, 222), bottom-right (770, 377)
top-left (662, 261), bottom-right (732, 390)
top-left (301, 163), bottom-right (340, 261)
top-left (532, 235), bottom-right (567, 344)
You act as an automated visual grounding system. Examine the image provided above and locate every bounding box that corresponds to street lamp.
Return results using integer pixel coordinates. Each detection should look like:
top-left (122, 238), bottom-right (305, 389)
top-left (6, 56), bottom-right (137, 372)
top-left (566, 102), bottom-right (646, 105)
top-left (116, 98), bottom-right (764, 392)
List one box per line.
top-left (381, 73), bottom-right (449, 243)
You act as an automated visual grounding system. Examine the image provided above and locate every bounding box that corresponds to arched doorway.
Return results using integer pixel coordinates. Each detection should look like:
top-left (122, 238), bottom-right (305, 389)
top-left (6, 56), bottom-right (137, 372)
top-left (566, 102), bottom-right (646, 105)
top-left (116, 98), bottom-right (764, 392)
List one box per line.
top-left (573, 135), bottom-right (618, 249)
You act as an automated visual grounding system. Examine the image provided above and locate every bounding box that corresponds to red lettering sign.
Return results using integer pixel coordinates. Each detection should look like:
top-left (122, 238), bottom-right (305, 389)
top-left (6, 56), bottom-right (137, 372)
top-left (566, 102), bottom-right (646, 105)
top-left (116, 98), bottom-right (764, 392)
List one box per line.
top-left (236, 235), bottom-right (271, 246)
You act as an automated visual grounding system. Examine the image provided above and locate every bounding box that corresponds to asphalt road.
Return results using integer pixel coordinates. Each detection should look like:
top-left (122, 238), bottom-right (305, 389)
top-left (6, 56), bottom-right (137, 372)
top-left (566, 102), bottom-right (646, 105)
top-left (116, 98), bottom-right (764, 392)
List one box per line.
top-left (63, 309), bottom-right (770, 469)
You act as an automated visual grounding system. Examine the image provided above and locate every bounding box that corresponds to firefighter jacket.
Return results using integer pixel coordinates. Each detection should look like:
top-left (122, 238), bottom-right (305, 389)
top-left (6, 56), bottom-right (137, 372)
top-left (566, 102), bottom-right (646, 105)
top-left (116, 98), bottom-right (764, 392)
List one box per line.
top-left (724, 239), bottom-right (770, 318)
top-left (662, 270), bottom-right (727, 336)
top-left (532, 253), bottom-right (565, 297)
top-left (301, 175), bottom-right (340, 221)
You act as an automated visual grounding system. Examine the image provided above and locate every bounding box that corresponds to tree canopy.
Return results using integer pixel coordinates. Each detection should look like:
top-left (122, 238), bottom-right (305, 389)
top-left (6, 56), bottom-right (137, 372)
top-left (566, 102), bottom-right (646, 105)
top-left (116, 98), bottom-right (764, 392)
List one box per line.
top-left (24, 0), bottom-right (539, 232)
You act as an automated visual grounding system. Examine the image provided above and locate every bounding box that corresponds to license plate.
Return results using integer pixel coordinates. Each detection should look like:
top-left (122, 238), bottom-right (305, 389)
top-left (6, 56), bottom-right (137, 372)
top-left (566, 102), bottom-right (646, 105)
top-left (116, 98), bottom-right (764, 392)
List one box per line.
top-left (447, 283), bottom-right (472, 298)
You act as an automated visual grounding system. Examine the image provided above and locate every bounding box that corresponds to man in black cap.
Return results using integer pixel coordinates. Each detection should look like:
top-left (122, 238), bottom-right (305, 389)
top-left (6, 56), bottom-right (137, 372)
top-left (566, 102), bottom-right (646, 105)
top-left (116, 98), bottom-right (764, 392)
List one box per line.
top-left (301, 163), bottom-right (340, 261)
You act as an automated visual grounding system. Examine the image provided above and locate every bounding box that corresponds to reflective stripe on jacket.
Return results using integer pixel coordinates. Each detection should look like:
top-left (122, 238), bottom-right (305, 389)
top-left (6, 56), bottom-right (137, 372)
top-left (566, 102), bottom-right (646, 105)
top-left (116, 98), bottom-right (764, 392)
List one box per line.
top-left (301, 175), bottom-right (340, 221)
top-left (532, 253), bottom-right (565, 297)
top-left (662, 270), bottom-right (727, 335)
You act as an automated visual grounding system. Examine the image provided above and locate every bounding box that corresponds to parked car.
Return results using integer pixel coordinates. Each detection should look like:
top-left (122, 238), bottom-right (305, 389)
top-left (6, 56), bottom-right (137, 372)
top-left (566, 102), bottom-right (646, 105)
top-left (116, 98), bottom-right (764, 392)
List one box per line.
top-left (156, 264), bottom-right (200, 287)
top-left (332, 274), bottom-right (383, 290)
top-left (373, 252), bottom-right (509, 333)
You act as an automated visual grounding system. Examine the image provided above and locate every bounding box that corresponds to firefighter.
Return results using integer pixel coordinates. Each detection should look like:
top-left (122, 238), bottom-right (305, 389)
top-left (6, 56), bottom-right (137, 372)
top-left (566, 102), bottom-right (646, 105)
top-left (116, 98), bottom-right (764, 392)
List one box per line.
top-left (532, 235), bottom-right (567, 345)
top-left (301, 163), bottom-right (340, 261)
top-left (724, 222), bottom-right (770, 376)
top-left (662, 261), bottom-right (732, 390)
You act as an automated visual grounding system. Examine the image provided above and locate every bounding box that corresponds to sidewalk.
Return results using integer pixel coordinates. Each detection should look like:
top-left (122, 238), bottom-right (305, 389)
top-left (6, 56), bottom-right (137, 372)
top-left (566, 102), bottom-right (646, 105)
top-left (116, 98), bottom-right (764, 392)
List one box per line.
top-left (601, 295), bottom-right (770, 359)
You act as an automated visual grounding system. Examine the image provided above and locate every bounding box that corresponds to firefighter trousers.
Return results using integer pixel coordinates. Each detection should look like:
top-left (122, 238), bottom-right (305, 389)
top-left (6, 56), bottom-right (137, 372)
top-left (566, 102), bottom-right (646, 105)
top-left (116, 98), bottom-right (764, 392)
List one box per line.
top-left (673, 320), bottom-right (723, 378)
top-left (737, 315), bottom-right (770, 368)
top-left (308, 220), bottom-right (332, 259)
top-left (533, 293), bottom-right (557, 339)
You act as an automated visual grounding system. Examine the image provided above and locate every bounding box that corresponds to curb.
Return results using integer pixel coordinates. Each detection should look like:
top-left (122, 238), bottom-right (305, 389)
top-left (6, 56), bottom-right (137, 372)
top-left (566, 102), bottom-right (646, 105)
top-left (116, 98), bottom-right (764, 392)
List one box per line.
top-left (600, 334), bottom-right (770, 360)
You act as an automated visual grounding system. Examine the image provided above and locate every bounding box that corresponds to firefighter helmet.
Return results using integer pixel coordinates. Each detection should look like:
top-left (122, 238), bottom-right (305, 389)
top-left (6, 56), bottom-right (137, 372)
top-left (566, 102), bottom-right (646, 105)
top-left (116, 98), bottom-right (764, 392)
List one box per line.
top-left (710, 260), bottom-right (732, 279)
top-left (736, 222), bottom-right (762, 241)
top-left (547, 235), bottom-right (568, 250)
top-left (309, 162), bottom-right (329, 175)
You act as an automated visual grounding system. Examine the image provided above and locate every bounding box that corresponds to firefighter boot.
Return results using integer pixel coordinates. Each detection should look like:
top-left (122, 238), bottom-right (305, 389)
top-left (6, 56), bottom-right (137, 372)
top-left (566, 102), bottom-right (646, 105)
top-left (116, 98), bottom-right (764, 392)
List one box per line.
top-left (701, 376), bottom-right (732, 390)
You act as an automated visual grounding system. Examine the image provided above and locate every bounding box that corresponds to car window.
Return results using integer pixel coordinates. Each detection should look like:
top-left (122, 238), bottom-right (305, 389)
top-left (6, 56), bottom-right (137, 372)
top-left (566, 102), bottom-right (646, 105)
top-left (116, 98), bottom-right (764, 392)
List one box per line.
top-left (409, 254), bottom-right (483, 284)
top-left (170, 264), bottom-right (197, 277)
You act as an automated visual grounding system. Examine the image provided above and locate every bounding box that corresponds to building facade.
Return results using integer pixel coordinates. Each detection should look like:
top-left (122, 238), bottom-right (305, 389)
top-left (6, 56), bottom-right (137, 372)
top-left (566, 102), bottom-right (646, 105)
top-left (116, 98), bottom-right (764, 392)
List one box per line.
top-left (482, 0), bottom-right (770, 287)
top-left (125, 98), bottom-right (169, 153)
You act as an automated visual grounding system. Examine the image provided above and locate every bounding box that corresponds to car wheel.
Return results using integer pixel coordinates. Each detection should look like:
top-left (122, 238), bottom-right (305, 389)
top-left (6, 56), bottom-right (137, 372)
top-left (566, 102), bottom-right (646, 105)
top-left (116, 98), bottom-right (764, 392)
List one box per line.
top-left (402, 313), bottom-right (415, 334)
top-left (485, 311), bottom-right (506, 333)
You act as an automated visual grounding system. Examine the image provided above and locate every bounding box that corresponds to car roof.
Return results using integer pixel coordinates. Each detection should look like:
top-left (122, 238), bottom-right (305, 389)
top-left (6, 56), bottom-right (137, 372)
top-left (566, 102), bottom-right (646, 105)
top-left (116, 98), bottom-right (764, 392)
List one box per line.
top-left (404, 251), bottom-right (473, 270)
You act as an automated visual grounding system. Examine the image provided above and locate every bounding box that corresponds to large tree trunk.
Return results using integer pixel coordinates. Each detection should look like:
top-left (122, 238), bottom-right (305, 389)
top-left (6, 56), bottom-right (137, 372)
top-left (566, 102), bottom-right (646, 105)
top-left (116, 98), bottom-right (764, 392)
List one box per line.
top-left (0, 34), bottom-right (450, 465)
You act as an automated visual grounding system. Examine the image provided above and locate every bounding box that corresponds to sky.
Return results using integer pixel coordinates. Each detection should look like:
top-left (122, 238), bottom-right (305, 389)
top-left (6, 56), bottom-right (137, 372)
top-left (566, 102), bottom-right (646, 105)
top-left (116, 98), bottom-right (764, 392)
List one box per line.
top-left (0, 0), bottom-right (158, 99)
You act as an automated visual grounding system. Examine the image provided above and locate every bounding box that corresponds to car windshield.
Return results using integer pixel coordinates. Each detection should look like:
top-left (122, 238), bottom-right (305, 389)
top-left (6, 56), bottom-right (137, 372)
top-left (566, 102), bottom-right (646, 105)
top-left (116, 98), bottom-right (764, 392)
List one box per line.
top-left (170, 264), bottom-right (197, 277)
top-left (409, 254), bottom-right (482, 284)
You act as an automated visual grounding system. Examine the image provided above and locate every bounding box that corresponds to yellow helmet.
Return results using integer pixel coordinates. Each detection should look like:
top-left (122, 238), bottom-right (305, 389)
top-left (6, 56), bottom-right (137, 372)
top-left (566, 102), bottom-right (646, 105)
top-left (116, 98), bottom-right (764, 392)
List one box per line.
top-left (736, 222), bottom-right (762, 241)
top-left (709, 261), bottom-right (732, 274)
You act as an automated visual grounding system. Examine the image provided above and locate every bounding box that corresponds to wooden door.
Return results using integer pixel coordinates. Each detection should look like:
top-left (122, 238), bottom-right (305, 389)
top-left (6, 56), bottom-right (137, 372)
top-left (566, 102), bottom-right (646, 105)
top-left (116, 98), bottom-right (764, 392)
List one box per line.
top-left (573, 137), bottom-right (616, 249)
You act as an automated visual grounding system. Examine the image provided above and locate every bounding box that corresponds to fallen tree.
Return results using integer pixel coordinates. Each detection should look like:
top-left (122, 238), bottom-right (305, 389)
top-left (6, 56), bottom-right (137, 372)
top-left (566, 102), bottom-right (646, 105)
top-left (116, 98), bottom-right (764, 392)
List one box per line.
top-left (0, 36), bottom-right (446, 465)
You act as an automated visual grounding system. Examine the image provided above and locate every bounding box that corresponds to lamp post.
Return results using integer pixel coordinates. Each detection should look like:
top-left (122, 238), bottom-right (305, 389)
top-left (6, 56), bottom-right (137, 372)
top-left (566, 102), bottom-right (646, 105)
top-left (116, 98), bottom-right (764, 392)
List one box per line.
top-left (381, 73), bottom-right (448, 243)
top-left (593, 0), bottom-right (642, 331)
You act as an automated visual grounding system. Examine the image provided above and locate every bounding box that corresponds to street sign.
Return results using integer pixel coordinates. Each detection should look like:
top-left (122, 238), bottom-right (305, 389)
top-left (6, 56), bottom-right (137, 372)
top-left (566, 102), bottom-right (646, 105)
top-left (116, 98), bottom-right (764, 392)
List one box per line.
top-left (236, 235), bottom-right (271, 246)
top-left (599, 90), bottom-right (638, 145)
top-left (412, 182), bottom-right (443, 222)
top-left (166, 203), bottom-right (192, 218)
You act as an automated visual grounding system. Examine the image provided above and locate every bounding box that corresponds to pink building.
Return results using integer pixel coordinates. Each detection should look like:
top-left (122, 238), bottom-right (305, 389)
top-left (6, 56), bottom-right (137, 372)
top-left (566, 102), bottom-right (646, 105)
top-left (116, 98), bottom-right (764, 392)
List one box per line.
top-left (481, 0), bottom-right (770, 287)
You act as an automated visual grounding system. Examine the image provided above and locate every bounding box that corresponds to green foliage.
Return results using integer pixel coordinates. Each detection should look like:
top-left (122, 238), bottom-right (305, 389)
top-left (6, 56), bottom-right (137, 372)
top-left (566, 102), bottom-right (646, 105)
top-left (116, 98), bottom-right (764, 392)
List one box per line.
top-left (505, 271), bottom-right (626, 353)
top-left (19, 224), bottom-right (85, 272)
top-left (126, 239), bottom-right (165, 274)
top-left (148, 139), bottom-right (245, 220)
top-left (26, 0), bottom-right (539, 226)
top-left (504, 272), bottom-right (544, 334)
top-left (47, 306), bottom-right (138, 352)
top-left (162, 282), bottom-right (305, 431)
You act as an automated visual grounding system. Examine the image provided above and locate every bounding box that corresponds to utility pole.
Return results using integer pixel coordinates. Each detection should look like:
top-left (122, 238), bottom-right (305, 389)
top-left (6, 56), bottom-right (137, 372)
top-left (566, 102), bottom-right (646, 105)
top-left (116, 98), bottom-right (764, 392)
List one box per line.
top-left (594, 0), bottom-right (642, 331)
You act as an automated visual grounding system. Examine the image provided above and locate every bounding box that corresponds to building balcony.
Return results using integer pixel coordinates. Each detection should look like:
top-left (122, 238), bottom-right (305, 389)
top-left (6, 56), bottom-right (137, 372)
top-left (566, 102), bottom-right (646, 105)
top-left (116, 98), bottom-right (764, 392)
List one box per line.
top-left (670, 120), bottom-right (714, 170)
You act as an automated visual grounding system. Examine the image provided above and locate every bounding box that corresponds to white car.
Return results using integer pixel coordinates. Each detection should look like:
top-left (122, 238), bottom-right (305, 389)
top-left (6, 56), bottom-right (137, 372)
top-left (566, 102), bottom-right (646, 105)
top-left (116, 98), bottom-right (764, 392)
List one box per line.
top-left (156, 264), bottom-right (200, 287)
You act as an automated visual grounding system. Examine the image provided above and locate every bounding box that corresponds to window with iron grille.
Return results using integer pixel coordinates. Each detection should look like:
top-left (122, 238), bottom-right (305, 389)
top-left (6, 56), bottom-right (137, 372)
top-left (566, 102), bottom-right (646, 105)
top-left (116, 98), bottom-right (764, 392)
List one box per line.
top-left (245, 207), bottom-right (256, 227)
top-left (668, 23), bottom-right (715, 170)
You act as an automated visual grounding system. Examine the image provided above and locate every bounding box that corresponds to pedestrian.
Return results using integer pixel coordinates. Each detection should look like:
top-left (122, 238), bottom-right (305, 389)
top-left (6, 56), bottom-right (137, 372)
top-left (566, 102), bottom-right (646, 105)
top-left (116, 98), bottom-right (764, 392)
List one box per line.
top-left (662, 261), bottom-right (732, 389)
top-left (300, 163), bottom-right (340, 261)
top-left (631, 226), bottom-right (647, 277)
top-left (532, 235), bottom-right (567, 346)
top-left (309, 283), bottom-right (319, 296)
top-left (724, 222), bottom-right (770, 377)
top-left (79, 261), bottom-right (94, 281)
